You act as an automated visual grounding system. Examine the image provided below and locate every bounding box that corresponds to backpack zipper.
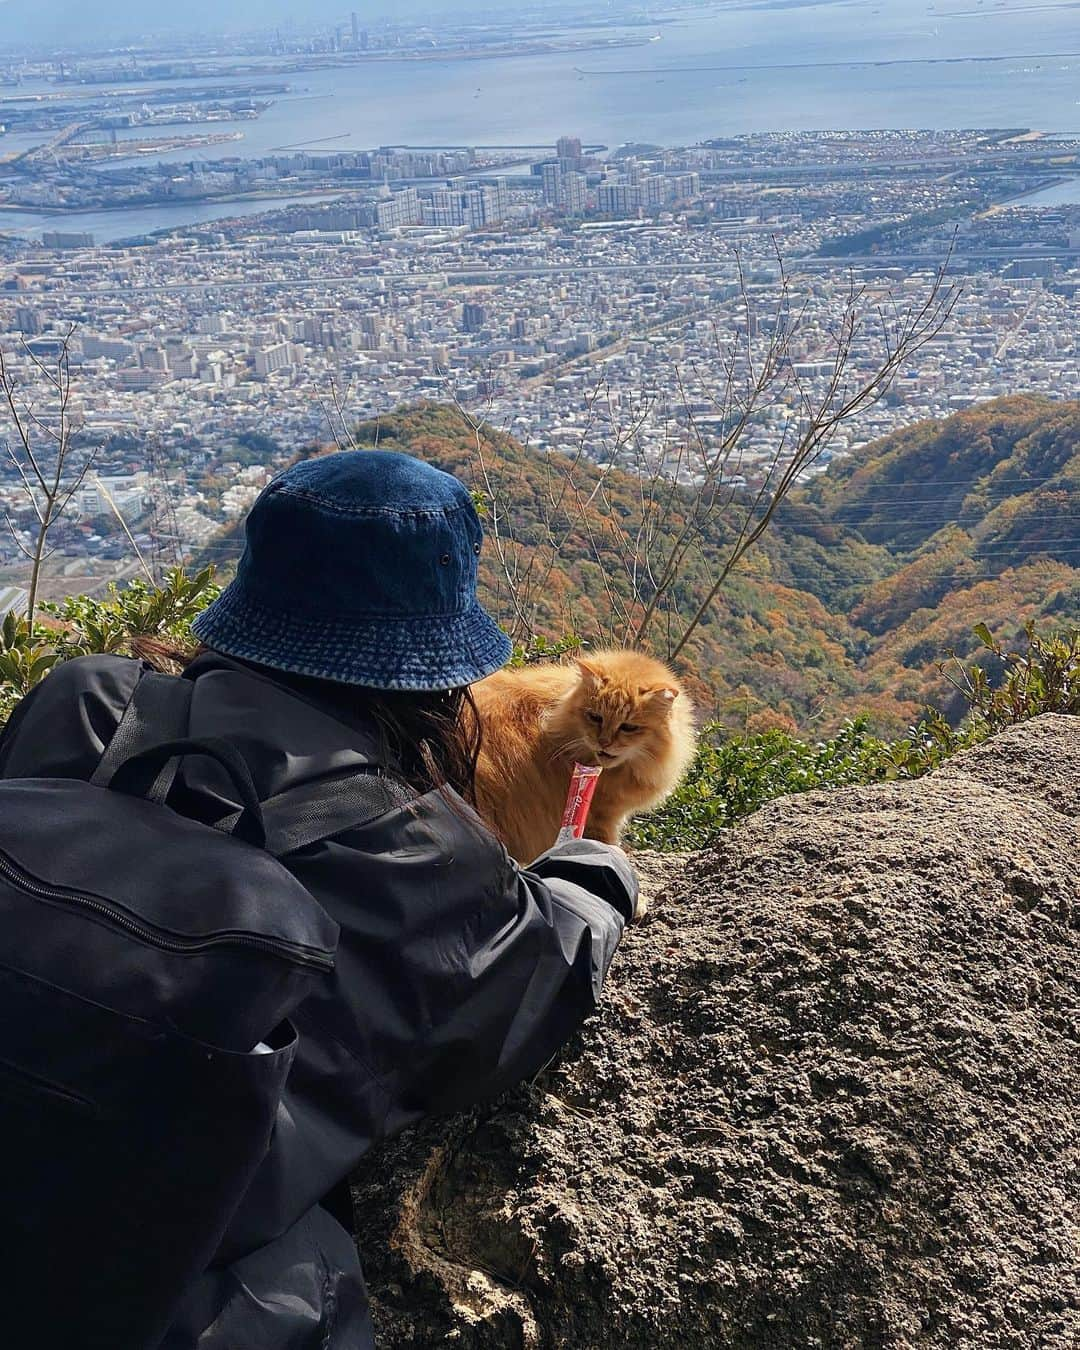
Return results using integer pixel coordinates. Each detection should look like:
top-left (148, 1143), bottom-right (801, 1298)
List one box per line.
top-left (0, 851), bottom-right (334, 973)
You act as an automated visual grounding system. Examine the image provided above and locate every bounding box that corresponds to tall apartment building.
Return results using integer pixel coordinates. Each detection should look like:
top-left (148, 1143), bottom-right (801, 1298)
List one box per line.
top-left (420, 181), bottom-right (506, 229)
top-left (484, 178), bottom-right (509, 220)
top-left (164, 339), bottom-right (197, 379)
top-left (168, 350), bottom-right (198, 379)
top-left (671, 172), bottom-right (702, 200)
top-left (254, 342), bottom-right (294, 377)
top-left (556, 135), bottom-right (583, 165)
top-left (373, 187), bottom-right (422, 231)
top-left (424, 189), bottom-right (460, 228)
top-left (563, 171), bottom-right (588, 216)
top-left (140, 346), bottom-right (169, 373)
top-left (462, 303), bottom-right (486, 334)
top-left (466, 181), bottom-right (507, 226)
top-left (644, 175), bottom-right (669, 208)
top-left (462, 190), bottom-right (488, 229)
top-left (541, 163), bottom-right (587, 215)
top-left (597, 182), bottom-right (644, 216)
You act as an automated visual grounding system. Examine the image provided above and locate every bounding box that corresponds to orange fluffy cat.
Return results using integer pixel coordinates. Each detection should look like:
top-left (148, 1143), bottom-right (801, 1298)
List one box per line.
top-left (472, 649), bottom-right (696, 864)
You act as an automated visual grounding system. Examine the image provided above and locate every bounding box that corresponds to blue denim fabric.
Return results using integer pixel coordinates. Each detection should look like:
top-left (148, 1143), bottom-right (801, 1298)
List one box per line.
top-left (192, 450), bottom-right (512, 690)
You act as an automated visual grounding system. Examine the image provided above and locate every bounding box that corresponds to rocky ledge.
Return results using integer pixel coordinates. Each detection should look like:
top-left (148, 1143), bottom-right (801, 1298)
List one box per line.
top-left (350, 715), bottom-right (1079, 1349)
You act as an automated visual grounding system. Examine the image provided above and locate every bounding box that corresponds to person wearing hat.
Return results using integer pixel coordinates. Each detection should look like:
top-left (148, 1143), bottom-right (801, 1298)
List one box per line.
top-left (0, 450), bottom-right (637, 1348)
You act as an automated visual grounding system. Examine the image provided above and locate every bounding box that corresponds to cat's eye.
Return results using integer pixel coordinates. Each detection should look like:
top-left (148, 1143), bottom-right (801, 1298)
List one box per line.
top-left (585, 712), bottom-right (602, 725)
top-left (620, 723), bottom-right (641, 733)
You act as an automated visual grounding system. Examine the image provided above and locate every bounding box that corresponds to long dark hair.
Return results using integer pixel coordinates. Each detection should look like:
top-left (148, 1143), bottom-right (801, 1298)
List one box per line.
top-left (297, 678), bottom-right (483, 805)
top-left (133, 637), bottom-right (483, 804)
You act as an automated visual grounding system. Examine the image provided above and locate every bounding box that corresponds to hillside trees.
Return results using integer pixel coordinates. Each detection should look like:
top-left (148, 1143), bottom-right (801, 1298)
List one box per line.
top-left (804, 394), bottom-right (1080, 552)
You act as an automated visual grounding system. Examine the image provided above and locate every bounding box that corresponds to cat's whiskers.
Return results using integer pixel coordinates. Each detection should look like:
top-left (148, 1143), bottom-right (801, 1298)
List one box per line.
top-left (547, 737), bottom-right (589, 764)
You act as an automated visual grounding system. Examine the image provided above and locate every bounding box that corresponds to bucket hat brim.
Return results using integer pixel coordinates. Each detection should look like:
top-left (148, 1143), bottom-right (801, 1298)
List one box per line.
top-left (191, 581), bottom-right (513, 691)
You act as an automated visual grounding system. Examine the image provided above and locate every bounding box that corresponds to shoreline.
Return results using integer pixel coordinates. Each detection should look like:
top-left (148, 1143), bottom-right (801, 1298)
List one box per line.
top-left (12, 34), bottom-right (658, 93)
top-left (0, 186), bottom-right (348, 221)
top-left (996, 175), bottom-right (1080, 206)
top-left (577, 48), bottom-right (1080, 76)
top-left (0, 185), bottom-right (346, 211)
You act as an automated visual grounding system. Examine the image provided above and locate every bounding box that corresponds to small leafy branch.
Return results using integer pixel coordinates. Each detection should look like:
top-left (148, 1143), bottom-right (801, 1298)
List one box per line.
top-left (508, 633), bottom-right (584, 668)
top-left (939, 621), bottom-right (1080, 734)
top-left (0, 610), bottom-right (60, 717)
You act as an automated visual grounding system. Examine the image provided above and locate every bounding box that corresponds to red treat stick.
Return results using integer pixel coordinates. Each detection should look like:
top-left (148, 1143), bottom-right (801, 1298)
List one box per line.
top-left (556, 763), bottom-right (603, 844)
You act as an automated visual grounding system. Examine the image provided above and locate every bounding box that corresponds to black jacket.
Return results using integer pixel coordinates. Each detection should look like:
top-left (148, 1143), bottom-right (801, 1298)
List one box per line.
top-left (0, 651), bottom-right (636, 1348)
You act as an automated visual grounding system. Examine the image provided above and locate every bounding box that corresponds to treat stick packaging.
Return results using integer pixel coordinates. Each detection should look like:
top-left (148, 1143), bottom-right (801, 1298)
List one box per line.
top-left (555, 763), bottom-right (603, 844)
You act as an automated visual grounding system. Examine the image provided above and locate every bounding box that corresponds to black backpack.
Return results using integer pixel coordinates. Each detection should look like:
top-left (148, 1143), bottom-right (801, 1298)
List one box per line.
top-left (0, 671), bottom-right (405, 1349)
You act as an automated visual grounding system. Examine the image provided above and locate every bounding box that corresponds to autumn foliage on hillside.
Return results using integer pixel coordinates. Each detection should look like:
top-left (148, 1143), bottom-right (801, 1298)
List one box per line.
top-left (326, 397), bottom-right (1076, 735)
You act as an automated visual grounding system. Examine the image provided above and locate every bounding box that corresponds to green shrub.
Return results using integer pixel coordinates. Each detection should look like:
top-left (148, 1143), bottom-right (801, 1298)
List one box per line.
top-left (0, 568), bottom-right (217, 723)
top-left (626, 715), bottom-right (953, 851)
top-left (40, 567), bottom-right (218, 662)
top-left (941, 621), bottom-right (1079, 732)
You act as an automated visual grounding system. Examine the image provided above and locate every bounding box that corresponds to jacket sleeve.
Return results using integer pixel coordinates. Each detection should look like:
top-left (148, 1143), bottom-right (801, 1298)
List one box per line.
top-left (299, 793), bottom-right (635, 1126)
top-left (218, 795), bottom-right (636, 1258)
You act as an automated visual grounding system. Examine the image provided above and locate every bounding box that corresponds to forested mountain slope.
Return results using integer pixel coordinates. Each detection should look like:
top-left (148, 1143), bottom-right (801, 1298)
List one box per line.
top-left (198, 397), bottom-right (1079, 735)
top-left (803, 395), bottom-right (1080, 555)
top-left (792, 395), bottom-right (1079, 720)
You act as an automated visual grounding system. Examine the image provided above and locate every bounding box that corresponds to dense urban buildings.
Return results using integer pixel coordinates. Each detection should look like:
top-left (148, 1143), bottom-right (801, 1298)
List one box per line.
top-left (2, 103), bottom-right (1080, 594)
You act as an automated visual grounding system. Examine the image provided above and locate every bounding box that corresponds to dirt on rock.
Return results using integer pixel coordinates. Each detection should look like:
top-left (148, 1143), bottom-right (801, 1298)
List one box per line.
top-left (350, 716), bottom-right (1079, 1349)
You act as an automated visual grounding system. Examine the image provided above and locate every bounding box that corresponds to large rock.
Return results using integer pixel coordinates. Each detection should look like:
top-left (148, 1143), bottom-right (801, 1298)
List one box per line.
top-left (350, 717), bottom-right (1079, 1349)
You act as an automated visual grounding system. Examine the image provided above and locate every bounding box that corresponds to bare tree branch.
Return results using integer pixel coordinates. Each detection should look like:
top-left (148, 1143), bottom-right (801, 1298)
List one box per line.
top-left (0, 326), bottom-right (92, 619)
top-left (431, 242), bottom-right (959, 680)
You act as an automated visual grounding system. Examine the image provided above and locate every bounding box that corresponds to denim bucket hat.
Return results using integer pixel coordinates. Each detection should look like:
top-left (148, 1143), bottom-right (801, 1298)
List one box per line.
top-left (191, 450), bottom-right (512, 691)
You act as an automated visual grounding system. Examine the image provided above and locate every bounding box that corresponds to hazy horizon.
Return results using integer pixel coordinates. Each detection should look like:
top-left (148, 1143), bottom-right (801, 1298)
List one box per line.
top-left (2, 1), bottom-right (938, 50)
top-left (8, 0), bottom-right (552, 46)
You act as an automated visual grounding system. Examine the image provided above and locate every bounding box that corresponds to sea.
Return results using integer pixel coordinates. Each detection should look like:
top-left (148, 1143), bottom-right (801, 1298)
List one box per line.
top-left (3, 0), bottom-right (1080, 242)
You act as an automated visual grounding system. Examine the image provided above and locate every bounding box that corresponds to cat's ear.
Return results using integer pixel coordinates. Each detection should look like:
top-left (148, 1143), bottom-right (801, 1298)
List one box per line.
top-left (644, 684), bottom-right (679, 710)
top-left (576, 659), bottom-right (602, 687)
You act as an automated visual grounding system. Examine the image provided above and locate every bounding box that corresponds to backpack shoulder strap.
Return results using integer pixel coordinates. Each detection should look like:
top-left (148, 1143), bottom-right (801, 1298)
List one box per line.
top-left (217, 769), bottom-right (414, 858)
top-left (98, 671), bottom-right (412, 855)
top-left (90, 672), bottom-right (194, 791)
